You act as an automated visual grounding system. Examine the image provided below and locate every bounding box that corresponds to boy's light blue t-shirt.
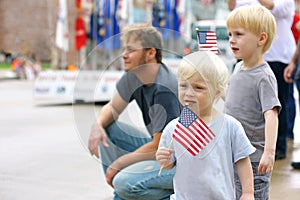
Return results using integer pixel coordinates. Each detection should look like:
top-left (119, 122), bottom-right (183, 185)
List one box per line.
top-left (159, 114), bottom-right (255, 200)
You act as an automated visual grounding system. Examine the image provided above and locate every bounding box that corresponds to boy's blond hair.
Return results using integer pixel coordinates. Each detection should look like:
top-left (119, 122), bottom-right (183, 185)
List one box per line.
top-left (226, 5), bottom-right (276, 54)
top-left (177, 51), bottom-right (228, 101)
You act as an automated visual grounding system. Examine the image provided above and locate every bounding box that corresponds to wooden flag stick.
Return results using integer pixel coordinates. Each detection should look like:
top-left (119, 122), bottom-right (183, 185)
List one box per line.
top-left (158, 137), bottom-right (174, 176)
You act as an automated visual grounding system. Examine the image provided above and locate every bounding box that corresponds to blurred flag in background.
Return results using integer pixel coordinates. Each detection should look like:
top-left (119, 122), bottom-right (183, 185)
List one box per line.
top-left (89, 0), bottom-right (120, 51)
top-left (152, 0), bottom-right (181, 41)
top-left (55, 0), bottom-right (69, 52)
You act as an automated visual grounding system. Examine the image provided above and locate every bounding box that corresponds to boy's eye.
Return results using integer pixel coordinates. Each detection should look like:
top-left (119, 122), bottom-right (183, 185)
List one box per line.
top-left (195, 86), bottom-right (204, 90)
top-left (179, 84), bottom-right (187, 88)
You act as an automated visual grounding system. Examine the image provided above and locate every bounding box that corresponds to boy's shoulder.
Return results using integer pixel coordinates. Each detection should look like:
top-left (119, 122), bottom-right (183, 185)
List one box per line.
top-left (223, 114), bottom-right (243, 127)
top-left (164, 117), bottom-right (179, 131)
top-left (233, 61), bottom-right (274, 77)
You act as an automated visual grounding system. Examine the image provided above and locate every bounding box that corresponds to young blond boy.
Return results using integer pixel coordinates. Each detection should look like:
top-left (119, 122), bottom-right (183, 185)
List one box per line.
top-left (225, 5), bottom-right (281, 199)
top-left (156, 51), bottom-right (255, 200)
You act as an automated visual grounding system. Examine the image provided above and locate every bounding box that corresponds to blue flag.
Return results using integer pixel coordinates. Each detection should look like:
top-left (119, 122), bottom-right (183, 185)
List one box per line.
top-left (90, 0), bottom-right (120, 50)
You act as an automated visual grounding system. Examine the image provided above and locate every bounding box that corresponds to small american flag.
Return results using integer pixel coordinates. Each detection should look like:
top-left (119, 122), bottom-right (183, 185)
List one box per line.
top-left (196, 30), bottom-right (218, 54)
top-left (172, 106), bottom-right (215, 156)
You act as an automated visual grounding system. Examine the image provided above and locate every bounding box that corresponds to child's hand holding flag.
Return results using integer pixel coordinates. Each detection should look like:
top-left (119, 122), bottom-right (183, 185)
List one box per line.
top-left (157, 106), bottom-right (215, 175)
top-left (156, 147), bottom-right (175, 170)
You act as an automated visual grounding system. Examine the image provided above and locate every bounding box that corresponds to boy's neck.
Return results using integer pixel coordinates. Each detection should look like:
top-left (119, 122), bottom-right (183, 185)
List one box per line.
top-left (200, 108), bottom-right (220, 124)
top-left (242, 55), bottom-right (264, 69)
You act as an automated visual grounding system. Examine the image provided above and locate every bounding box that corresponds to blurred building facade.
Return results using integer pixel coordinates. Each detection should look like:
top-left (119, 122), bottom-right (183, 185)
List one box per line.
top-left (0, 0), bottom-right (77, 66)
top-left (0, 0), bottom-right (230, 68)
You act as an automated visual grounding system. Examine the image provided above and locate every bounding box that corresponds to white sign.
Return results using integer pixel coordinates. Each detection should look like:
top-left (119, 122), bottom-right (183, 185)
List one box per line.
top-left (34, 58), bottom-right (180, 103)
top-left (34, 70), bottom-right (123, 102)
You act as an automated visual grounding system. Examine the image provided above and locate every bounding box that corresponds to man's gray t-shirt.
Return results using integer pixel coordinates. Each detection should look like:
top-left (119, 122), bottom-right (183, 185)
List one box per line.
top-left (117, 63), bottom-right (181, 136)
top-left (225, 61), bottom-right (281, 162)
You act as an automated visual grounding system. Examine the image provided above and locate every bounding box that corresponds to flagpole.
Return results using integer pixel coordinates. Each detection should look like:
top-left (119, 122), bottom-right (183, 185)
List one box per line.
top-left (158, 137), bottom-right (174, 176)
top-left (77, 50), bottom-right (80, 69)
top-left (55, 0), bottom-right (69, 69)
top-left (158, 104), bottom-right (188, 176)
top-left (61, 50), bottom-right (67, 69)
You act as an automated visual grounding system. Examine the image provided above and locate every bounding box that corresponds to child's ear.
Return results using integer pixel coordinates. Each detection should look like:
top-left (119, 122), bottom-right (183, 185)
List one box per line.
top-left (214, 90), bottom-right (221, 101)
top-left (258, 32), bottom-right (268, 46)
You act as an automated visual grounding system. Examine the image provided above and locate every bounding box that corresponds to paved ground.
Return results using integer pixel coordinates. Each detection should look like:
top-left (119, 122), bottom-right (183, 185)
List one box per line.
top-left (0, 79), bottom-right (114, 200)
top-left (0, 75), bottom-right (300, 200)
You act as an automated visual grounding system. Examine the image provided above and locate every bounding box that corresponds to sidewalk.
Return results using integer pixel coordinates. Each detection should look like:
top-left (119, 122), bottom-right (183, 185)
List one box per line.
top-left (0, 80), bottom-right (114, 200)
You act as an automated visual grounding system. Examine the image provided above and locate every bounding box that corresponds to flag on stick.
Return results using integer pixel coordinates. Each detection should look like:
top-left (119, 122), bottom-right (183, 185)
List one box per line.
top-left (172, 106), bottom-right (215, 156)
top-left (196, 29), bottom-right (218, 54)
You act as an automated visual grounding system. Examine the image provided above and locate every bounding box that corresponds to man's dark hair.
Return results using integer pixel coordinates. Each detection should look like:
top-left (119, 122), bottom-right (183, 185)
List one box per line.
top-left (121, 24), bottom-right (163, 63)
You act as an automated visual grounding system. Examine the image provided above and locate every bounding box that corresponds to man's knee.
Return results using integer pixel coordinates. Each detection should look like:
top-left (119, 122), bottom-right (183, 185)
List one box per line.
top-left (113, 170), bottom-right (151, 199)
top-left (113, 173), bottom-right (132, 199)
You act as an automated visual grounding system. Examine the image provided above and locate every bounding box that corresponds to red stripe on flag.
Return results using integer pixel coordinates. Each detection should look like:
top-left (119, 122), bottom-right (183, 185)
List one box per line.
top-left (175, 124), bottom-right (204, 151)
top-left (173, 125), bottom-right (203, 155)
top-left (188, 123), bottom-right (208, 145)
top-left (174, 136), bottom-right (197, 156)
top-left (197, 118), bottom-right (216, 139)
top-left (193, 121), bottom-right (212, 143)
top-left (176, 123), bottom-right (205, 149)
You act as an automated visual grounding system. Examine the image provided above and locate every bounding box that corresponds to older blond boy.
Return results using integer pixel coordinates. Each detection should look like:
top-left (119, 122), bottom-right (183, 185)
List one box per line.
top-left (225, 5), bottom-right (281, 199)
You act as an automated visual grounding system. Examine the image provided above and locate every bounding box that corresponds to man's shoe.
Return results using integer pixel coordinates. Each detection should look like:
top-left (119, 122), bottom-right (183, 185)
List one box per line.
top-left (291, 162), bottom-right (300, 169)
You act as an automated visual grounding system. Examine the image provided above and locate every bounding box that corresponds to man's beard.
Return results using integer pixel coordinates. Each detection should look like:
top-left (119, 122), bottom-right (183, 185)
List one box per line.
top-left (128, 52), bottom-right (147, 73)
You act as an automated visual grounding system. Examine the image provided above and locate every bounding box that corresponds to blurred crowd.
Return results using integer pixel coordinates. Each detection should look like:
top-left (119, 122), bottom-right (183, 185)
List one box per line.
top-left (9, 53), bottom-right (41, 80)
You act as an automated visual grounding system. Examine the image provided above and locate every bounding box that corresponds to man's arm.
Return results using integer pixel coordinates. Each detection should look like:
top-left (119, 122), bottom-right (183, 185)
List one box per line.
top-left (258, 0), bottom-right (274, 10)
top-left (284, 41), bottom-right (299, 83)
top-left (88, 92), bottom-right (128, 157)
top-left (227, 0), bottom-right (236, 11)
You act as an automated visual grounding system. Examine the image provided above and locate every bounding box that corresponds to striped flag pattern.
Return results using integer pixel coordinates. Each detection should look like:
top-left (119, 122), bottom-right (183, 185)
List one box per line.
top-left (172, 106), bottom-right (215, 156)
top-left (196, 30), bottom-right (218, 54)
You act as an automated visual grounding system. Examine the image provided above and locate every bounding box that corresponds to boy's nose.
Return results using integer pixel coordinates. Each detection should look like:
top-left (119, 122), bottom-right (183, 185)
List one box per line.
top-left (185, 87), bottom-right (194, 96)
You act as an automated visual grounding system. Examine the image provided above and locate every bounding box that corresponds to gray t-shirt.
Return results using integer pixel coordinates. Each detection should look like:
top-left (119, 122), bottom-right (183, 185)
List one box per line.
top-left (225, 61), bottom-right (281, 162)
top-left (117, 63), bottom-right (181, 136)
top-left (160, 114), bottom-right (255, 200)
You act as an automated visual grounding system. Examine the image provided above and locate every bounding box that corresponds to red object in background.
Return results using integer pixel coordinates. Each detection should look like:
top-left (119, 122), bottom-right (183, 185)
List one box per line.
top-left (75, 17), bottom-right (87, 50)
top-left (291, 13), bottom-right (300, 44)
top-left (10, 58), bottom-right (20, 70)
top-left (76, 0), bottom-right (81, 10)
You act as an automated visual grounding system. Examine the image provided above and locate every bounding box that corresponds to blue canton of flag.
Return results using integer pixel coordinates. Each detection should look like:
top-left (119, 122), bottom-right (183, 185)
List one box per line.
top-left (172, 106), bottom-right (215, 156)
top-left (178, 106), bottom-right (198, 128)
